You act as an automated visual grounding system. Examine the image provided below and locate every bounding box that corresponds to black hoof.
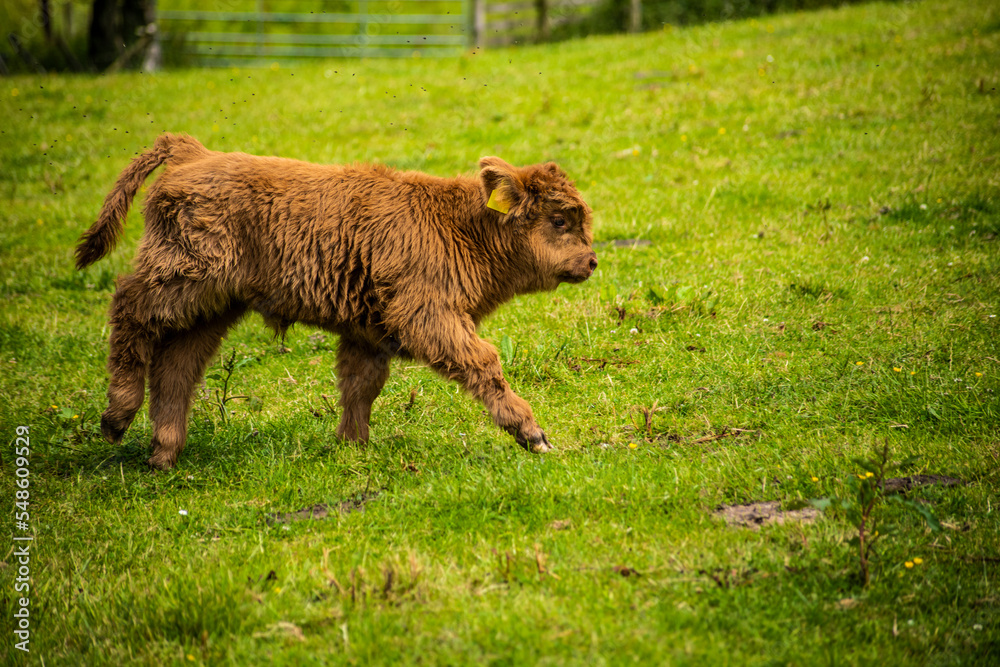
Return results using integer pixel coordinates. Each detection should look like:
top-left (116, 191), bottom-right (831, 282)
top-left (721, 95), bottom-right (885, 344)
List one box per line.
top-left (101, 414), bottom-right (130, 443)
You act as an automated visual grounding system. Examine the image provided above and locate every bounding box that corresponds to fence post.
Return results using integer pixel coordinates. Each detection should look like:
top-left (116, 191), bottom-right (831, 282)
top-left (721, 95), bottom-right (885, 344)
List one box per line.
top-left (359, 0), bottom-right (369, 56)
top-left (471, 0), bottom-right (485, 48)
top-left (629, 0), bottom-right (641, 33)
top-left (255, 0), bottom-right (264, 59)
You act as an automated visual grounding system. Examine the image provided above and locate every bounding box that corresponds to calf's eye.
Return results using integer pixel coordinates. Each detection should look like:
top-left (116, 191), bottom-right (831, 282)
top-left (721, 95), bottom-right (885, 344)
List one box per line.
top-left (552, 216), bottom-right (566, 229)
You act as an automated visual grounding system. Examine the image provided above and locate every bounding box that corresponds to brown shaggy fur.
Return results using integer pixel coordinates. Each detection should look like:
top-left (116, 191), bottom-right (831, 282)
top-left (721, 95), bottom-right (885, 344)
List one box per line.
top-left (77, 133), bottom-right (596, 469)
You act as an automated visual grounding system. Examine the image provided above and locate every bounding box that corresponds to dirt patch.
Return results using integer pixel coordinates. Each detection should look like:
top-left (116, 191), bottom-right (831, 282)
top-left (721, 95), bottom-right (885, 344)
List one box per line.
top-left (612, 565), bottom-right (641, 578)
top-left (252, 621), bottom-right (305, 642)
top-left (714, 475), bottom-right (963, 530)
top-left (715, 501), bottom-right (820, 530)
top-left (881, 475), bottom-right (964, 493)
top-left (266, 491), bottom-right (379, 525)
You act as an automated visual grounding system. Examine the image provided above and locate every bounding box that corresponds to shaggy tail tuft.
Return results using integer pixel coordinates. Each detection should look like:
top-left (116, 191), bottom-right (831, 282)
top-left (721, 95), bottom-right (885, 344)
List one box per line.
top-left (75, 133), bottom-right (205, 270)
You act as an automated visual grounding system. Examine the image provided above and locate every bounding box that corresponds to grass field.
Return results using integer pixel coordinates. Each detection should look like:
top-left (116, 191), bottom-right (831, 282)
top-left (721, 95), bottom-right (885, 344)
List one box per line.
top-left (2, 0), bottom-right (1000, 663)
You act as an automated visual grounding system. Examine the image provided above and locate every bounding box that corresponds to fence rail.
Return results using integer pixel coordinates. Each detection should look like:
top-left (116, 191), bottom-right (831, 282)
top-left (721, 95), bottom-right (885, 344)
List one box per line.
top-left (477, 0), bottom-right (603, 46)
top-left (157, 0), bottom-right (617, 65)
top-left (158, 0), bottom-right (468, 64)
top-left (159, 10), bottom-right (464, 26)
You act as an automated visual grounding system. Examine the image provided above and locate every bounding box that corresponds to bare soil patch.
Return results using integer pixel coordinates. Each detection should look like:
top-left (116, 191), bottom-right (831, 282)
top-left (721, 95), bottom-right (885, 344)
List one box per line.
top-left (266, 492), bottom-right (379, 525)
top-left (881, 475), bottom-right (964, 493)
top-left (715, 501), bottom-right (820, 530)
top-left (715, 475), bottom-right (964, 529)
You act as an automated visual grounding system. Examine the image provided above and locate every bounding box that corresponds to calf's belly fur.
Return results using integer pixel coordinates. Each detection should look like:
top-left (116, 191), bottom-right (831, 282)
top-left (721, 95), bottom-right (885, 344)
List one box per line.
top-left (76, 133), bottom-right (596, 469)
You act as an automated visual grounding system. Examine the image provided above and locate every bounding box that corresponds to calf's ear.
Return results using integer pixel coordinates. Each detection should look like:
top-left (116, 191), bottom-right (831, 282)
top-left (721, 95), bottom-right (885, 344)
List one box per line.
top-left (542, 162), bottom-right (567, 178)
top-left (479, 156), bottom-right (526, 214)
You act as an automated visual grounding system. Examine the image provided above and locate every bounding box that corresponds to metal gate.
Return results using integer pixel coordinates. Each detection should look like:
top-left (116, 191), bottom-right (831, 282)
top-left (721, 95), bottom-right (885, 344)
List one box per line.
top-left (158, 0), bottom-right (471, 65)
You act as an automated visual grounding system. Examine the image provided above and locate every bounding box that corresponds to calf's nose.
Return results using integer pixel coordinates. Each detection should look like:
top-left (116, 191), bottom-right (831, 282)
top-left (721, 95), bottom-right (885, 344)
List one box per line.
top-left (588, 254), bottom-right (598, 272)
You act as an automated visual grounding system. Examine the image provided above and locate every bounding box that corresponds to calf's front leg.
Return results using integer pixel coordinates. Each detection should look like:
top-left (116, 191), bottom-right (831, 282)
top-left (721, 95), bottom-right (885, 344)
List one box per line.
top-left (335, 337), bottom-right (392, 442)
top-left (400, 310), bottom-right (551, 453)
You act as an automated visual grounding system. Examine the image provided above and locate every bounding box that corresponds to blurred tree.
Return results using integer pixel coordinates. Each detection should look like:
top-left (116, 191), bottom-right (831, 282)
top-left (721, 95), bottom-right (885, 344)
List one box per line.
top-left (40, 0), bottom-right (52, 40)
top-left (88, 0), bottom-right (158, 71)
top-left (88, 0), bottom-right (117, 69)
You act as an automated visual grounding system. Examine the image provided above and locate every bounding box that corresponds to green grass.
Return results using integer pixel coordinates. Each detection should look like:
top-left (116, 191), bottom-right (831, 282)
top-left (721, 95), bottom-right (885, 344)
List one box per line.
top-left (2, 0), bottom-right (1000, 663)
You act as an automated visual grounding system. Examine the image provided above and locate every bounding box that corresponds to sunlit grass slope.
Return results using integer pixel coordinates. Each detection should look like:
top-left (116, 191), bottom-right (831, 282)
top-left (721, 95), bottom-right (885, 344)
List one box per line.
top-left (1, 0), bottom-right (998, 663)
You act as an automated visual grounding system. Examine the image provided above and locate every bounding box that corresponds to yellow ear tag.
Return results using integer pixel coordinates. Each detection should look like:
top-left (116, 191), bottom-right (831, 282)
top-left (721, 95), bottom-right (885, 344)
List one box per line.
top-left (487, 189), bottom-right (510, 214)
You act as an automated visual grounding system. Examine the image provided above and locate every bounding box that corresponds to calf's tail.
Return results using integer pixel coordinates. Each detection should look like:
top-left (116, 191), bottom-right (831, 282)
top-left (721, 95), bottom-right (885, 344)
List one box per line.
top-left (75, 133), bottom-right (207, 270)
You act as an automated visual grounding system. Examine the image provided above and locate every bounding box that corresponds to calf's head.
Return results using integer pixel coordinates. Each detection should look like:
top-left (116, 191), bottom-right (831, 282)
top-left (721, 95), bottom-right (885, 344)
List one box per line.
top-left (480, 157), bottom-right (597, 291)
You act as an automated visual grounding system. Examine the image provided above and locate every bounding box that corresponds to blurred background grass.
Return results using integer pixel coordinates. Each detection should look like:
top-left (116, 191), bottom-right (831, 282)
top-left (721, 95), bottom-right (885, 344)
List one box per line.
top-left (1, 0), bottom-right (999, 663)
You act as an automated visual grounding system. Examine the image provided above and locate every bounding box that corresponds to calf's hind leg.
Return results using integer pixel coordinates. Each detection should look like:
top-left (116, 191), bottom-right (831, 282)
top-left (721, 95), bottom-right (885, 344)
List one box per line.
top-left (335, 338), bottom-right (392, 442)
top-left (147, 308), bottom-right (246, 470)
top-left (101, 274), bottom-right (157, 443)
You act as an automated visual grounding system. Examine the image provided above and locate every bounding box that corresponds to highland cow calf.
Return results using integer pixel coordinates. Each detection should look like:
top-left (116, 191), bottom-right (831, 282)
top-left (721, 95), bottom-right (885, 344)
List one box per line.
top-left (76, 133), bottom-right (596, 469)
